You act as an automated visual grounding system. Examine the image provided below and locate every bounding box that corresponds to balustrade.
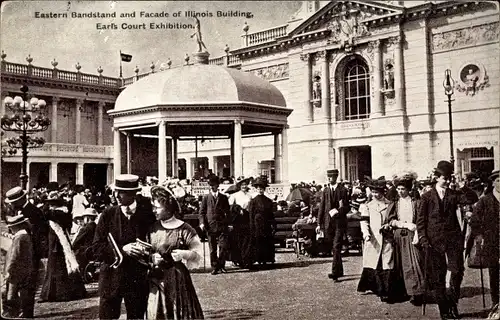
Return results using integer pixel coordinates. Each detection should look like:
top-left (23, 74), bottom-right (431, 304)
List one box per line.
top-left (246, 25), bottom-right (287, 46)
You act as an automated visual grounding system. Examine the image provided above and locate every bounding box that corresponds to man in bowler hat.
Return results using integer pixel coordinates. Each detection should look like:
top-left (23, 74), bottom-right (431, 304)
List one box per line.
top-left (317, 169), bottom-right (351, 281)
top-left (199, 175), bottom-right (231, 275)
top-left (416, 161), bottom-right (472, 319)
top-left (92, 174), bottom-right (155, 319)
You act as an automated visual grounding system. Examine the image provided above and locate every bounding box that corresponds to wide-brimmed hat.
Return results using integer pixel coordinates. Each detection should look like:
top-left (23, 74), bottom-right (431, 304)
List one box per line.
top-left (253, 176), bottom-right (269, 188)
top-left (114, 174), bottom-right (142, 191)
top-left (435, 160), bottom-right (454, 178)
top-left (367, 177), bottom-right (387, 192)
top-left (7, 214), bottom-right (30, 228)
top-left (393, 171), bottom-right (417, 190)
top-left (489, 170), bottom-right (499, 181)
top-left (4, 187), bottom-right (28, 204)
top-left (236, 176), bottom-right (253, 187)
top-left (73, 207), bottom-right (98, 220)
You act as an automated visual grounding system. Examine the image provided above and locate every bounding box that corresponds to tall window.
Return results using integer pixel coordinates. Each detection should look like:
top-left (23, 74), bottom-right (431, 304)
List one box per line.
top-left (343, 59), bottom-right (370, 120)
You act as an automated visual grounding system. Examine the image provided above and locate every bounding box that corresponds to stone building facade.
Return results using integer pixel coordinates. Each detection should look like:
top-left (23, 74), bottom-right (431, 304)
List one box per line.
top-left (1, 0), bottom-right (499, 191)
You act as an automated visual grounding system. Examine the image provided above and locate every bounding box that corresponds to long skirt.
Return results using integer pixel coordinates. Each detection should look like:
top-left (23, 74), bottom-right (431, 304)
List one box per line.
top-left (357, 258), bottom-right (406, 301)
top-left (393, 229), bottom-right (425, 296)
top-left (147, 262), bottom-right (204, 320)
top-left (229, 226), bottom-right (253, 267)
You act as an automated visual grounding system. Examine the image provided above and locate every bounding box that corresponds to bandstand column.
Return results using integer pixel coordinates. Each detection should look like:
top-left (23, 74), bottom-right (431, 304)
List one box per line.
top-left (49, 162), bottom-right (58, 182)
top-left (158, 121), bottom-right (167, 182)
top-left (274, 132), bottom-right (282, 183)
top-left (370, 40), bottom-right (383, 117)
top-left (0, 92), bottom-right (6, 116)
top-left (51, 97), bottom-right (58, 143)
top-left (319, 51), bottom-right (331, 121)
top-left (97, 101), bottom-right (104, 145)
top-left (230, 135), bottom-right (235, 177)
top-left (392, 35), bottom-right (404, 115)
top-left (106, 164), bottom-right (113, 186)
top-left (172, 137), bottom-right (178, 178)
top-left (281, 125), bottom-right (289, 183)
top-left (300, 53), bottom-right (313, 123)
top-left (76, 163), bottom-right (84, 185)
top-left (113, 127), bottom-right (122, 176)
top-left (233, 120), bottom-right (243, 178)
top-left (75, 99), bottom-right (82, 144)
top-left (126, 132), bottom-right (132, 174)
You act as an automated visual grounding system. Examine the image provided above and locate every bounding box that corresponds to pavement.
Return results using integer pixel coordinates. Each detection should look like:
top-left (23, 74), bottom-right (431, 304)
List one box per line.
top-left (8, 245), bottom-right (492, 320)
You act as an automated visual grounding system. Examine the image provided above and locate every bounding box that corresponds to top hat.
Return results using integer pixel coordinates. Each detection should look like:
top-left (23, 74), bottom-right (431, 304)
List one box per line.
top-left (114, 174), bottom-right (142, 191)
top-left (435, 160), bottom-right (454, 178)
top-left (7, 214), bottom-right (30, 228)
top-left (208, 175), bottom-right (220, 186)
top-left (253, 176), bottom-right (269, 188)
top-left (327, 169), bottom-right (339, 177)
top-left (4, 187), bottom-right (28, 204)
top-left (489, 170), bottom-right (499, 181)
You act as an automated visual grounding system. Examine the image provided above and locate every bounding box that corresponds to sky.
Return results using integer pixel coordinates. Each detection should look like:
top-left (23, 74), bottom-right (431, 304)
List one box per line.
top-left (1, 1), bottom-right (302, 78)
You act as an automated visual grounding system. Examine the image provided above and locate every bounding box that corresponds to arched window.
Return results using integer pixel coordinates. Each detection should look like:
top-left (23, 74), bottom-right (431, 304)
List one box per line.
top-left (343, 59), bottom-right (370, 120)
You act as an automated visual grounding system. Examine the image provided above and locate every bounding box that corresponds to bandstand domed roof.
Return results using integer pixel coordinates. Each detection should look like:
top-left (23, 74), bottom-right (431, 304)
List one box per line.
top-left (115, 64), bottom-right (287, 112)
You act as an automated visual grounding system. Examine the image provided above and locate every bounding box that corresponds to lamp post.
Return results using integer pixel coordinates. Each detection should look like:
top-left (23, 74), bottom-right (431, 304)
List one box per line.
top-left (443, 69), bottom-right (455, 168)
top-left (1, 85), bottom-right (51, 189)
top-left (1, 131), bottom-right (18, 207)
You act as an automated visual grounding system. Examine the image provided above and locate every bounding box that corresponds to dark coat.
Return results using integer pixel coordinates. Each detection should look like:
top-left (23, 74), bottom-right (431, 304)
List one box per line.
top-left (92, 201), bottom-right (155, 298)
top-left (20, 202), bottom-right (49, 261)
top-left (73, 222), bottom-right (97, 268)
top-left (198, 192), bottom-right (230, 234)
top-left (416, 187), bottom-right (469, 253)
top-left (318, 184), bottom-right (350, 230)
top-left (468, 192), bottom-right (499, 267)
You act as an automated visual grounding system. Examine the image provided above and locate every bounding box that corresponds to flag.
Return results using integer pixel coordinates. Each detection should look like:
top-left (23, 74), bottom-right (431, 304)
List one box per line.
top-left (120, 52), bottom-right (132, 62)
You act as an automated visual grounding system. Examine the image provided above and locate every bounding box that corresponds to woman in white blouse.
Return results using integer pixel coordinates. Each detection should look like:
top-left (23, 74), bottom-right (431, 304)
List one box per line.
top-left (387, 174), bottom-right (425, 305)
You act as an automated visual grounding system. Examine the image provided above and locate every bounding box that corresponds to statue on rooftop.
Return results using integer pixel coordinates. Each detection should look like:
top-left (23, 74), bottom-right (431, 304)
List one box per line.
top-left (190, 17), bottom-right (208, 53)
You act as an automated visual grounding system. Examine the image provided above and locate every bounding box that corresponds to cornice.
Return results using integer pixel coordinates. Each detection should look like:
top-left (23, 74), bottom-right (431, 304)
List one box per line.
top-left (109, 103), bottom-right (293, 118)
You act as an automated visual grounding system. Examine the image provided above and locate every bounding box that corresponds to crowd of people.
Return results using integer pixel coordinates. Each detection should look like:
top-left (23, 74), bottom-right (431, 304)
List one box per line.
top-left (1, 160), bottom-right (498, 320)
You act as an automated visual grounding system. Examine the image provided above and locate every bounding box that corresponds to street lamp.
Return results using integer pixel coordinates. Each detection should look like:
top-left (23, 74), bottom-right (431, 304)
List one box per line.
top-left (443, 69), bottom-right (455, 168)
top-left (1, 85), bottom-right (51, 189)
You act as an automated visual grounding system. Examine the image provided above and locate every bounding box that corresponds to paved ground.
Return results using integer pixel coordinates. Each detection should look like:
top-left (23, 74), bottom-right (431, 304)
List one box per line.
top-left (15, 245), bottom-right (493, 320)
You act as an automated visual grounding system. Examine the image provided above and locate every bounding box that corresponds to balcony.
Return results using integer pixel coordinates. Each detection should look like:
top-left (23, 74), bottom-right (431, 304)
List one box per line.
top-left (2, 143), bottom-right (114, 161)
top-left (243, 25), bottom-right (288, 47)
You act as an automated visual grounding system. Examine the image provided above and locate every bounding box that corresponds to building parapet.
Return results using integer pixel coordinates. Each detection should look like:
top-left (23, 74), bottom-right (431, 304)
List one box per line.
top-left (243, 24), bottom-right (288, 47)
top-left (1, 143), bottom-right (114, 160)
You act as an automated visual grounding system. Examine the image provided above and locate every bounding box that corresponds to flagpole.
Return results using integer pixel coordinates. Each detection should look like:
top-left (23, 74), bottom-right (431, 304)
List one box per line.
top-left (119, 50), bottom-right (123, 78)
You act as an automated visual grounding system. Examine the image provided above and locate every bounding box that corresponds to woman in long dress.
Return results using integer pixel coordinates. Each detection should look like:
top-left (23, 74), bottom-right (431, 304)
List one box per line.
top-left (248, 177), bottom-right (276, 267)
top-left (39, 191), bottom-right (87, 302)
top-left (147, 186), bottom-right (204, 320)
top-left (357, 178), bottom-right (395, 302)
top-left (387, 174), bottom-right (425, 305)
top-left (228, 178), bottom-right (253, 268)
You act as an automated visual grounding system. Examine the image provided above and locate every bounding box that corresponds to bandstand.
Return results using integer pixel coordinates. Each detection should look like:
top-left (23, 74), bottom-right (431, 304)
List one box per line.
top-left (109, 55), bottom-right (292, 185)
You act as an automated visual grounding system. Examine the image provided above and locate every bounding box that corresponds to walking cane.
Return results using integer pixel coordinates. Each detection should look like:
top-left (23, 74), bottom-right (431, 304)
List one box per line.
top-left (479, 237), bottom-right (486, 308)
top-left (422, 245), bottom-right (429, 316)
top-left (202, 230), bottom-right (206, 272)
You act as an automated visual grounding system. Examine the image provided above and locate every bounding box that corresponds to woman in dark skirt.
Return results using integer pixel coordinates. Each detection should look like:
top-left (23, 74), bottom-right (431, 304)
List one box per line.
top-left (248, 177), bottom-right (276, 266)
top-left (39, 191), bottom-right (87, 302)
top-left (357, 178), bottom-right (396, 302)
top-left (146, 186), bottom-right (204, 319)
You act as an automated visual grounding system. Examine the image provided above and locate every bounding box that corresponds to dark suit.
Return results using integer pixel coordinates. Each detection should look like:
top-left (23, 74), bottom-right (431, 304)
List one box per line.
top-left (19, 202), bottom-right (48, 315)
top-left (199, 192), bottom-right (231, 269)
top-left (72, 222), bottom-right (96, 274)
top-left (318, 184), bottom-right (350, 277)
top-left (93, 201), bottom-right (155, 319)
top-left (416, 187), bottom-right (470, 310)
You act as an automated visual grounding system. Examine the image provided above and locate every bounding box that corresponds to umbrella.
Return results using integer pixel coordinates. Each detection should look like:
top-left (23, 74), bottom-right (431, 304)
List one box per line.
top-left (286, 188), bottom-right (313, 204)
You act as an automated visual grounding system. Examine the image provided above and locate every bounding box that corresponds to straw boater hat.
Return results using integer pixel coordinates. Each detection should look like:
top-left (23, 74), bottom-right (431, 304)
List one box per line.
top-left (73, 207), bottom-right (98, 220)
top-left (114, 174), bottom-right (142, 191)
top-left (4, 187), bottom-right (28, 203)
top-left (7, 214), bottom-right (30, 228)
top-left (489, 170), bottom-right (499, 181)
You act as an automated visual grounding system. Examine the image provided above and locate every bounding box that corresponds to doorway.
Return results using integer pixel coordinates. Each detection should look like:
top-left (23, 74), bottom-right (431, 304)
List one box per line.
top-left (343, 146), bottom-right (372, 182)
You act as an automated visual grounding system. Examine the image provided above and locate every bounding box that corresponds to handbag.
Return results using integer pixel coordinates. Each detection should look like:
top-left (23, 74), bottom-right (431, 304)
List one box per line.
top-left (467, 233), bottom-right (487, 269)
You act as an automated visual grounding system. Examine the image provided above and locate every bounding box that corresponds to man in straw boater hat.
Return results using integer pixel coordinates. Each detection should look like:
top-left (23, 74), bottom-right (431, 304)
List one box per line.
top-left (92, 174), bottom-right (156, 319)
top-left (316, 169), bottom-right (351, 282)
top-left (2, 214), bottom-right (34, 318)
top-left (92, 174), bottom-right (155, 319)
top-left (4, 186), bottom-right (48, 313)
top-left (467, 169), bottom-right (499, 318)
top-left (416, 160), bottom-right (474, 319)
top-left (199, 174), bottom-right (231, 275)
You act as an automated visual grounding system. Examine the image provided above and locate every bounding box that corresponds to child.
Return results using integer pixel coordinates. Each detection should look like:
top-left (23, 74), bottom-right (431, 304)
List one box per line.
top-left (3, 215), bottom-right (35, 318)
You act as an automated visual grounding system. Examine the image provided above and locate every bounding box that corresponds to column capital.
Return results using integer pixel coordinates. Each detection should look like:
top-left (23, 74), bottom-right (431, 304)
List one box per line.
top-left (98, 100), bottom-right (106, 107)
top-left (367, 39), bottom-right (381, 52)
top-left (76, 98), bottom-right (84, 105)
top-left (299, 53), bottom-right (311, 62)
top-left (315, 50), bottom-right (330, 61)
top-left (52, 96), bottom-right (60, 103)
top-left (234, 119), bottom-right (244, 125)
top-left (387, 35), bottom-right (402, 47)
